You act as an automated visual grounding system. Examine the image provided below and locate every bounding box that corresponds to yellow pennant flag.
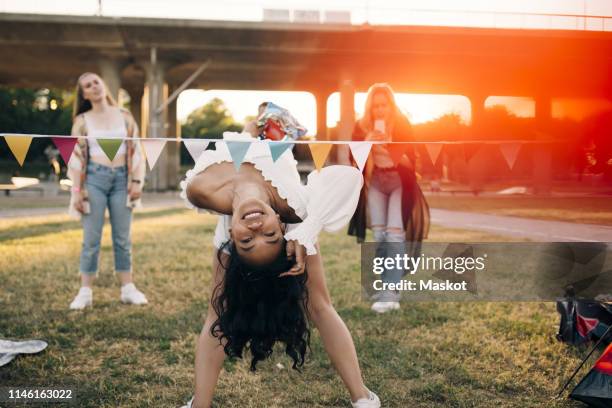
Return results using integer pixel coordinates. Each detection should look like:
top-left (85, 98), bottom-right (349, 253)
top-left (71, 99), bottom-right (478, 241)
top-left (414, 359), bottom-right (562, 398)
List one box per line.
top-left (4, 135), bottom-right (33, 166)
top-left (308, 143), bottom-right (333, 171)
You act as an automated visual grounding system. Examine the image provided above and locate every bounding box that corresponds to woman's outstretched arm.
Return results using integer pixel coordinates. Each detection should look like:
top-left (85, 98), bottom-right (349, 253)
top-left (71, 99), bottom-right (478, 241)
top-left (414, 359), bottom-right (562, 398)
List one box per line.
top-left (193, 248), bottom-right (228, 408)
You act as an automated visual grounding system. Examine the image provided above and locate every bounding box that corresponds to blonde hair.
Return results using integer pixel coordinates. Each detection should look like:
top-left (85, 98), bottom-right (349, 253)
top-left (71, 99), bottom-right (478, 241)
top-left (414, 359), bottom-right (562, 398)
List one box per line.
top-left (358, 83), bottom-right (403, 133)
top-left (73, 72), bottom-right (117, 119)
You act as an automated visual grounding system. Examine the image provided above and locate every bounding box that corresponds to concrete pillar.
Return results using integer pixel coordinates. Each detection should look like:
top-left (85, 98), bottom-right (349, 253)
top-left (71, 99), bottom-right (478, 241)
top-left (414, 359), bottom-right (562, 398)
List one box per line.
top-left (337, 77), bottom-right (355, 164)
top-left (126, 87), bottom-right (144, 132)
top-left (533, 94), bottom-right (552, 195)
top-left (98, 58), bottom-right (121, 101)
top-left (469, 94), bottom-right (487, 132)
top-left (165, 85), bottom-right (181, 189)
top-left (314, 90), bottom-right (329, 140)
top-left (145, 55), bottom-right (169, 190)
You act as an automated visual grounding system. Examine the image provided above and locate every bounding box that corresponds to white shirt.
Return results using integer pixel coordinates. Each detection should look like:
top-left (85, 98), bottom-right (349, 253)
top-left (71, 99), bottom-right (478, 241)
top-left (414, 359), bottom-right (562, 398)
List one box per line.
top-left (83, 110), bottom-right (127, 159)
top-left (180, 132), bottom-right (363, 255)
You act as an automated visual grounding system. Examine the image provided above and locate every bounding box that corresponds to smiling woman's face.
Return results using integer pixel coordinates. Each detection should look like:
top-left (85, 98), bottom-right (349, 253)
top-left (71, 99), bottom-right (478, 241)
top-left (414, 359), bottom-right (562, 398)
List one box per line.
top-left (230, 197), bottom-right (285, 267)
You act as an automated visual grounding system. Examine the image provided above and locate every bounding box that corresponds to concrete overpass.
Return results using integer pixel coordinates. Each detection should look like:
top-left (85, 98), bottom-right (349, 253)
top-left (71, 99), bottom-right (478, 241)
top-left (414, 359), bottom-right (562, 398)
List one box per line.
top-left (1, 13), bottom-right (611, 189)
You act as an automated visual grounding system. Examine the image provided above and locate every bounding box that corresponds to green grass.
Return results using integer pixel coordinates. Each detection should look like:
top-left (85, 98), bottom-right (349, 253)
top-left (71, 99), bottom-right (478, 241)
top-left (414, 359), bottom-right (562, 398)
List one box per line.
top-left (0, 210), bottom-right (588, 407)
top-left (428, 195), bottom-right (612, 226)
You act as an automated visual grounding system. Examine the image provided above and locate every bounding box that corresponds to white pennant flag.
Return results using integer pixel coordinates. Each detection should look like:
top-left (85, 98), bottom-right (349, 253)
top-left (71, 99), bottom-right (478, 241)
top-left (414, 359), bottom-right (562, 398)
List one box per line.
top-left (348, 142), bottom-right (372, 172)
top-left (141, 139), bottom-right (166, 170)
top-left (183, 139), bottom-right (209, 162)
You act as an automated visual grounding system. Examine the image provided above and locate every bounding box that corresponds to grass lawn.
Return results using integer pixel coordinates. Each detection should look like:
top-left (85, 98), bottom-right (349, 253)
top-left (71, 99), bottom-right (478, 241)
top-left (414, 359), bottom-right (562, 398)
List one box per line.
top-left (0, 209), bottom-right (588, 407)
top-left (427, 195), bottom-right (612, 226)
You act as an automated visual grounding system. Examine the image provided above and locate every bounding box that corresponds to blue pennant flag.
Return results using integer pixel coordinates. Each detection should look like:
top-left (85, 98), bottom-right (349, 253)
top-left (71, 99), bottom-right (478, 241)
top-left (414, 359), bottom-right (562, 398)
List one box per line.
top-left (225, 141), bottom-right (251, 171)
top-left (268, 141), bottom-right (294, 162)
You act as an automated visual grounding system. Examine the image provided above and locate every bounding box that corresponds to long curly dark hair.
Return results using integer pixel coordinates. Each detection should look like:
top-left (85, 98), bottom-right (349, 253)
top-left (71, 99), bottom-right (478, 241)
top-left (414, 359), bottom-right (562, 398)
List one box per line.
top-left (211, 240), bottom-right (310, 371)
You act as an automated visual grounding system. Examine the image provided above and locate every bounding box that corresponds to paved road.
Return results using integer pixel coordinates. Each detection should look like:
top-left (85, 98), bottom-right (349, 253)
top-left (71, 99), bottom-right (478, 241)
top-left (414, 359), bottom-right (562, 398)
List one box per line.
top-left (431, 208), bottom-right (612, 242)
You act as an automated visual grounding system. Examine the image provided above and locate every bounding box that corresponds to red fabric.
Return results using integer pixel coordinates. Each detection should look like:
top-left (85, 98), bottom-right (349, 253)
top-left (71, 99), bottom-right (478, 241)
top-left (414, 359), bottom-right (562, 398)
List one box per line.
top-left (593, 342), bottom-right (612, 376)
top-left (576, 314), bottom-right (599, 338)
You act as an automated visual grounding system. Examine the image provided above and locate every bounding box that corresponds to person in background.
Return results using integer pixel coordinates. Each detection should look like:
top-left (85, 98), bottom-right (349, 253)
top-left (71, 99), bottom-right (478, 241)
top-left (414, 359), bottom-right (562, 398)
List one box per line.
top-left (347, 83), bottom-right (430, 313)
top-left (67, 72), bottom-right (148, 310)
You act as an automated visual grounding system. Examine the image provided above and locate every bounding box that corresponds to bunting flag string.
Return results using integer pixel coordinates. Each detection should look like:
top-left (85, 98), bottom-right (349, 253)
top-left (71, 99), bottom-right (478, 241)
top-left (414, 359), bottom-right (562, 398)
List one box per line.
top-left (308, 143), bottom-right (333, 171)
top-left (0, 133), bottom-right (554, 173)
top-left (183, 139), bottom-right (209, 162)
top-left (141, 139), bottom-right (167, 171)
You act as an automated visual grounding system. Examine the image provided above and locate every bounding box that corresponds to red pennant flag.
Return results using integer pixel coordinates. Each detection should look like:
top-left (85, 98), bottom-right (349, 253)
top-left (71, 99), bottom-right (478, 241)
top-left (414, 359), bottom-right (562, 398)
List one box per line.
top-left (424, 143), bottom-right (443, 166)
top-left (387, 144), bottom-right (408, 166)
top-left (51, 137), bottom-right (78, 165)
top-left (499, 142), bottom-right (522, 170)
top-left (463, 143), bottom-right (481, 163)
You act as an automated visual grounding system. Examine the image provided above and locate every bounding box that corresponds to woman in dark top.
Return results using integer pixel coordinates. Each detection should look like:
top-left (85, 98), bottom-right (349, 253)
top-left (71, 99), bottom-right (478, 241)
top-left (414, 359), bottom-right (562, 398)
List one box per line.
top-left (347, 83), bottom-right (430, 313)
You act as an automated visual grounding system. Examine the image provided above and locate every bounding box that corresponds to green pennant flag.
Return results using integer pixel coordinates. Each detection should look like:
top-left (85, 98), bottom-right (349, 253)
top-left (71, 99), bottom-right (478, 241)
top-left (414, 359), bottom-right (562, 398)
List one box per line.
top-left (98, 139), bottom-right (123, 161)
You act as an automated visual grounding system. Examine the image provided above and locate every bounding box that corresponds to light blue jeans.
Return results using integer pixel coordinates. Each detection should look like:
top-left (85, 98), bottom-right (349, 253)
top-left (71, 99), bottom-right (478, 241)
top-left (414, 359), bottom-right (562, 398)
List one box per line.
top-left (79, 162), bottom-right (132, 275)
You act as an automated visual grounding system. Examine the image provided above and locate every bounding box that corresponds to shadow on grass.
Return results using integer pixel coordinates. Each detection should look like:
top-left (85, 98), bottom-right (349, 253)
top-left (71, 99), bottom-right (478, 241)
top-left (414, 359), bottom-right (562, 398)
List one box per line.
top-left (0, 208), bottom-right (188, 243)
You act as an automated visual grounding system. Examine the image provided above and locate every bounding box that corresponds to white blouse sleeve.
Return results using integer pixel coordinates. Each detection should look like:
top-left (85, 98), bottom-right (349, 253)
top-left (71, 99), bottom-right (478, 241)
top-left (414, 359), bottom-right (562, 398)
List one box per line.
top-left (283, 166), bottom-right (363, 255)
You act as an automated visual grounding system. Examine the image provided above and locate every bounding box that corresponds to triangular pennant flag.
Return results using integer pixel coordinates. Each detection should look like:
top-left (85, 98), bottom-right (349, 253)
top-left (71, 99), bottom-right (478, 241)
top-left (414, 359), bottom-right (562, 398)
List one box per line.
top-left (4, 135), bottom-right (33, 166)
top-left (98, 138), bottom-right (124, 162)
top-left (424, 143), bottom-right (443, 166)
top-left (51, 137), bottom-right (78, 164)
top-left (141, 139), bottom-right (166, 170)
top-left (388, 143), bottom-right (409, 167)
top-left (463, 143), bottom-right (481, 164)
top-left (183, 139), bottom-right (209, 162)
top-left (348, 142), bottom-right (372, 172)
top-left (499, 142), bottom-right (522, 170)
top-left (309, 143), bottom-right (333, 171)
top-left (268, 141), bottom-right (294, 162)
top-left (226, 141), bottom-right (251, 171)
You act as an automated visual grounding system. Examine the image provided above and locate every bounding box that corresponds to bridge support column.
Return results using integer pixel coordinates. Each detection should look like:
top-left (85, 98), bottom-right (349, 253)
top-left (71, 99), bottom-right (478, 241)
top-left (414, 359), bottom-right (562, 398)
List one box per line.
top-left (165, 85), bottom-right (181, 189)
top-left (314, 90), bottom-right (329, 140)
top-left (337, 77), bottom-right (355, 164)
top-left (145, 53), bottom-right (169, 190)
top-left (534, 94), bottom-right (552, 195)
top-left (126, 87), bottom-right (144, 132)
top-left (469, 94), bottom-right (487, 133)
top-left (98, 58), bottom-right (121, 101)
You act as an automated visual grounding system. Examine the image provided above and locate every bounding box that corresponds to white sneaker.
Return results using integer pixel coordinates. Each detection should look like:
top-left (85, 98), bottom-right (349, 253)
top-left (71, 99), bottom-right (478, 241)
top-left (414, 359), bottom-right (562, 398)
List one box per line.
top-left (179, 397), bottom-right (193, 408)
top-left (120, 283), bottom-right (148, 305)
top-left (69, 287), bottom-right (92, 310)
top-left (371, 301), bottom-right (400, 314)
top-left (351, 389), bottom-right (381, 408)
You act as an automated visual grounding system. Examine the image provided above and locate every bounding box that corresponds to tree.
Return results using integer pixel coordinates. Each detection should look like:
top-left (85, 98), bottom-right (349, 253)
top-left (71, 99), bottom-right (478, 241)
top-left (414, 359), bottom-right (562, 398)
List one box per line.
top-left (180, 97), bottom-right (242, 163)
top-left (0, 87), bottom-right (73, 176)
top-left (181, 97), bottom-right (242, 139)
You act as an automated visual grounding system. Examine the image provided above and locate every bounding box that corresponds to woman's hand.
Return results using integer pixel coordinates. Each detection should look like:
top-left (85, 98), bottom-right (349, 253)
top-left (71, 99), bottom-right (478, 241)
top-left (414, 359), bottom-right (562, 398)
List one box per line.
top-left (129, 189), bottom-right (142, 201)
top-left (74, 196), bottom-right (85, 214)
top-left (279, 240), bottom-right (306, 277)
top-left (365, 130), bottom-right (386, 142)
